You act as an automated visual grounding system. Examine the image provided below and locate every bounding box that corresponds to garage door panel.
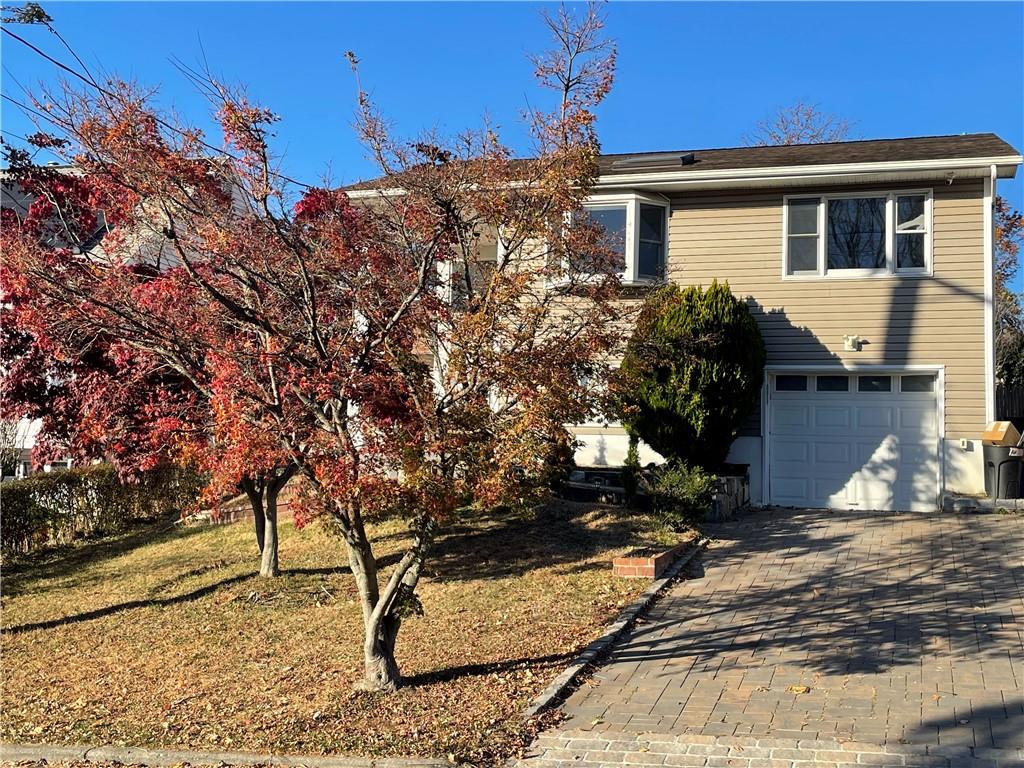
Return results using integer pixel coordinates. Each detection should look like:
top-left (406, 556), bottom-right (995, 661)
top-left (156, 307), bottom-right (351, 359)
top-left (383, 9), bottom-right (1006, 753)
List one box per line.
top-left (901, 443), bottom-right (939, 465)
top-left (855, 480), bottom-right (896, 510)
top-left (898, 406), bottom-right (938, 434)
top-left (805, 467), bottom-right (860, 485)
top-left (772, 477), bottom-right (810, 501)
top-left (772, 440), bottom-right (810, 463)
top-left (813, 441), bottom-right (852, 464)
top-left (814, 406), bottom-right (852, 429)
top-left (856, 406), bottom-right (894, 429)
top-left (895, 478), bottom-right (939, 501)
top-left (768, 371), bottom-right (939, 512)
top-left (893, 485), bottom-right (938, 512)
top-left (855, 438), bottom-right (899, 468)
top-left (816, 481), bottom-right (853, 505)
top-left (773, 405), bottom-right (810, 430)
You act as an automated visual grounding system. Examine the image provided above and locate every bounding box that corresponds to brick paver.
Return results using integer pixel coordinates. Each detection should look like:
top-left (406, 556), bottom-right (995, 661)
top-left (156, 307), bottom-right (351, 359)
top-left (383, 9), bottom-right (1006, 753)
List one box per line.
top-left (520, 509), bottom-right (1024, 767)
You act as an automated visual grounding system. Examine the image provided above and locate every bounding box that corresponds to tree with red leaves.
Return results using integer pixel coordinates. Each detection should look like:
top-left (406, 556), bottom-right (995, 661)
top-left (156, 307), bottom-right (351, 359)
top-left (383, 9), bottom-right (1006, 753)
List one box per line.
top-left (1, 150), bottom-right (295, 577)
top-left (4, 3), bottom-right (622, 691)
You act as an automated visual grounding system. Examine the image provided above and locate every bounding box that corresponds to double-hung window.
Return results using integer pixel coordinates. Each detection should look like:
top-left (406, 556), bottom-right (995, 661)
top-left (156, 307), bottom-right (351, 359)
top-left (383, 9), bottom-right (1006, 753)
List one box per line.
top-left (577, 192), bottom-right (669, 283)
top-left (784, 190), bottom-right (932, 278)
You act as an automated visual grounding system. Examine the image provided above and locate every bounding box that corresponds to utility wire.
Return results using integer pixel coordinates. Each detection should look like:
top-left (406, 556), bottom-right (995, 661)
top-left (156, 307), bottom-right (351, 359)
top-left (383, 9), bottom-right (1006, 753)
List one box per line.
top-left (1, 26), bottom-right (314, 189)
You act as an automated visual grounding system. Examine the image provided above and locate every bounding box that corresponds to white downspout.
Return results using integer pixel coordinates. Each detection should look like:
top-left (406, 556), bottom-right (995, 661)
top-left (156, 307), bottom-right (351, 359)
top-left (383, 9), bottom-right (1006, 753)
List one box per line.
top-left (983, 165), bottom-right (997, 424)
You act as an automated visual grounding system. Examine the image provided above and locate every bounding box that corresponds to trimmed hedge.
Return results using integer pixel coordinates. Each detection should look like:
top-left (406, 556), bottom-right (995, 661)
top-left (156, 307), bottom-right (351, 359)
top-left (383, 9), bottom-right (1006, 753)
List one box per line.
top-left (1, 463), bottom-right (203, 555)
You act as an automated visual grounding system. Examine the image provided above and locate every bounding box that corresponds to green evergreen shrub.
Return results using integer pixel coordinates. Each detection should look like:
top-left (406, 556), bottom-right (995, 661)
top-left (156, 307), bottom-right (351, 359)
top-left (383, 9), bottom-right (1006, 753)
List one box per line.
top-left (651, 462), bottom-right (716, 529)
top-left (620, 433), bottom-right (641, 501)
top-left (615, 281), bottom-right (766, 470)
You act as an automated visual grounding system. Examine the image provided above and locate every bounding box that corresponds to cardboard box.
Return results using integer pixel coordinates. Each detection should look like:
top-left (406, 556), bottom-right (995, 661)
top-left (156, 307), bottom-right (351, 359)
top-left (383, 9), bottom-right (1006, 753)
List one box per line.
top-left (982, 421), bottom-right (1022, 446)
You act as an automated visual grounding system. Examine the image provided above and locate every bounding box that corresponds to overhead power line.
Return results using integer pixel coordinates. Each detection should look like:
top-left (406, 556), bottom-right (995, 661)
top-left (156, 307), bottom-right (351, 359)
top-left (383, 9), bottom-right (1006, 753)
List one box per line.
top-left (1, 26), bottom-right (314, 189)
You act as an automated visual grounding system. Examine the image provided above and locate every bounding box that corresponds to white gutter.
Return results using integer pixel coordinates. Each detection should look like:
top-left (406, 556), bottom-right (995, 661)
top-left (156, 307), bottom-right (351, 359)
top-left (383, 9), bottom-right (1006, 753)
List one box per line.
top-left (983, 163), bottom-right (997, 423)
top-left (595, 154), bottom-right (1023, 188)
top-left (345, 154), bottom-right (1022, 199)
top-left (344, 187), bottom-right (407, 200)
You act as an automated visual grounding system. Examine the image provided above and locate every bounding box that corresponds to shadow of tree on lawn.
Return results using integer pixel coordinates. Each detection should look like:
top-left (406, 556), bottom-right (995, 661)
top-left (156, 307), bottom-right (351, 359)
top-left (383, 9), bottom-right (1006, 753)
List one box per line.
top-left (1, 516), bottom-right (206, 596)
top-left (424, 500), bottom-right (644, 583)
top-left (404, 650), bottom-right (576, 688)
top-left (2, 556), bottom-right (404, 635)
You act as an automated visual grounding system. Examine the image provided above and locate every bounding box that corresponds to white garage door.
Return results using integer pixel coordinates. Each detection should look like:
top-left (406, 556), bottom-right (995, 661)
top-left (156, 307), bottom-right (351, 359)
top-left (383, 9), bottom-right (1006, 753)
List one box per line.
top-left (768, 371), bottom-right (940, 512)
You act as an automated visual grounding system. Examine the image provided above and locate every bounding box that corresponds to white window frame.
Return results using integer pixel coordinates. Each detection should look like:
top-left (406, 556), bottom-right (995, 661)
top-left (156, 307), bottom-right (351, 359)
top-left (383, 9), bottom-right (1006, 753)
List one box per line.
top-left (581, 191), bottom-right (670, 284)
top-left (781, 189), bottom-right (933, 280)
top-left (441, 237), bottom-right (504, 306)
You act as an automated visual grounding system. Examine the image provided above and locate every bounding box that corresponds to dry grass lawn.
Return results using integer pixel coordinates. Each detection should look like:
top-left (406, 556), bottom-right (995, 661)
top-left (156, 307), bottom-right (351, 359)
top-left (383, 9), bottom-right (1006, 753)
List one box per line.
top-left (1, 501), bottom-right (690, 764)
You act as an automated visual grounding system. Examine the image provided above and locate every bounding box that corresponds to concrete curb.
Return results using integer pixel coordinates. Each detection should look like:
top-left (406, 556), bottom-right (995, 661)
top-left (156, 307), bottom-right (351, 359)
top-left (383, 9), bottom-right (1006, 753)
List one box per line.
top-left (521, 537), bottom-right (709, 720)
top-left (943, 494), bottom-right (1024, 513)
top-left (0, 743), bottom-right (448, 767)
top-left (524, 729), bottom-right (1024, 767)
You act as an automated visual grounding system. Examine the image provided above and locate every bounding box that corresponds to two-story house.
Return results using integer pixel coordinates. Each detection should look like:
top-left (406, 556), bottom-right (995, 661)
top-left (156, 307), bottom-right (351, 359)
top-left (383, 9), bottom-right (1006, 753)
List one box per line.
top-left (562, 133), bottom-right (1021, 512)
top-left (12, 135), bottom-right (1019, 510)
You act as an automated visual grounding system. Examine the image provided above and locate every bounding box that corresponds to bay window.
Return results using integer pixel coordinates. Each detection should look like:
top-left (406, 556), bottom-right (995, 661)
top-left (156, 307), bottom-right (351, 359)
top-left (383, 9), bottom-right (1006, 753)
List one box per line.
top-left (578, 192), bottom-right (669, 283)
top-left (784, 190), bottom-right (932, 278)
top-left (579, 205), bottom-right (628, 273)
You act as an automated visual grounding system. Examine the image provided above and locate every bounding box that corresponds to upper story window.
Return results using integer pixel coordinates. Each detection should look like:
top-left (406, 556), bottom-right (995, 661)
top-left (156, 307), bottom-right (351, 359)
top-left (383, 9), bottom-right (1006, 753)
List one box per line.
top-left (448, 241), bottom-right (498, 310)
top-left (784, 190), bottom-right (932, 279)
top-left (579, 192), bottom-right (669, 284)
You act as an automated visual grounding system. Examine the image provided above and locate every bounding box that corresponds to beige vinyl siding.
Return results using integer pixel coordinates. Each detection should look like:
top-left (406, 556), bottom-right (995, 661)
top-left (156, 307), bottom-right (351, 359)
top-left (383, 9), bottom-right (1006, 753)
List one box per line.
top-left (664, 179), bottom-right (986, 440)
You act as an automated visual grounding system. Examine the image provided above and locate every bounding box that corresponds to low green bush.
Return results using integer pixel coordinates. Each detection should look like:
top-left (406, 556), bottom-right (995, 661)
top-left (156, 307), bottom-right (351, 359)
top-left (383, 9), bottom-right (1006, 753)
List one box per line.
top-left (0, 463), bottom-right (204, 555)
top-left (621, 434), bottom-right (641, 501)
top-left (651, 462), bottom-right (716, 530)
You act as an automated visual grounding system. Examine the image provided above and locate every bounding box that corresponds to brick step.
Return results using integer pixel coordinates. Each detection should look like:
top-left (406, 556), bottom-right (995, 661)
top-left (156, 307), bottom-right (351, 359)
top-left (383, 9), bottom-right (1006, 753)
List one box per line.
top-left (183, 478), bottom-right (301, 526)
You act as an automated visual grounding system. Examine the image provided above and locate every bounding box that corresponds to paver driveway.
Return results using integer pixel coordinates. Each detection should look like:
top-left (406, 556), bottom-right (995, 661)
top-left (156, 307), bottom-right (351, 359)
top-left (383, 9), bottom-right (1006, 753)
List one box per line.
top-left (523, 509), bottom-right (1024, 767)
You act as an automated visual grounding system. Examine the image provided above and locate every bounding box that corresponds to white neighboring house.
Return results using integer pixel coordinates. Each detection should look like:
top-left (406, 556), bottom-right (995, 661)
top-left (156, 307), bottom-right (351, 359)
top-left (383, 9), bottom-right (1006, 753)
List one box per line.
top-left (1, 419), bottom-right (72, 482)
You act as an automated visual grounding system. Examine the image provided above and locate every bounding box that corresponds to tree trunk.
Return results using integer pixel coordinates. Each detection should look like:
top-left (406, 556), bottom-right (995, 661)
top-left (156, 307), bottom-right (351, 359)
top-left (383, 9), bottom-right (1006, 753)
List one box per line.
top-left (259, 477), bottom-right (282, 578)
top-left (360, 613), bottom-right (402, 692)
top-left (351, 519), bottom-right (432, 692)
top-left (240, 467), bottom-right (295, 579)
top-left (240, 476), bottom-right (267, 554)
top-left (344, 532), bottom-right (403, 691)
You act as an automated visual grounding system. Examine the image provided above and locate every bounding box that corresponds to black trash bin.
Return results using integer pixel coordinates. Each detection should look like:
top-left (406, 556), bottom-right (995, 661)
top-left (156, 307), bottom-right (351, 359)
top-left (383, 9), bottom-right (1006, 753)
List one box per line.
top-left (982, 444), bottom-right (1024, 499)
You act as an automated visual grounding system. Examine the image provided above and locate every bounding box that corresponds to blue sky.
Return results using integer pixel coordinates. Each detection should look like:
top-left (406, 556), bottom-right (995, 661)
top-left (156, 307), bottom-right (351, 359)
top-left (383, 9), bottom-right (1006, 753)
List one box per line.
top-left (2, 1), bottom-right (1022, 287)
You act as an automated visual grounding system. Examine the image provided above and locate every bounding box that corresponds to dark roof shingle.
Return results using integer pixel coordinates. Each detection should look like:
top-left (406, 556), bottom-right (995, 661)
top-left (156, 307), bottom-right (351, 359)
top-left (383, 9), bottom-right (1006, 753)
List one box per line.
top-left (344, 133), bottom-right (1020, 190)
top-left (597, 132), bottom-right (1020, 176)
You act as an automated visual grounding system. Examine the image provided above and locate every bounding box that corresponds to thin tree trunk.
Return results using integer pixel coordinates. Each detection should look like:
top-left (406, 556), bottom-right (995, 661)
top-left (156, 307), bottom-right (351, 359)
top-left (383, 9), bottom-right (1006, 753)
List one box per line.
top-left (240, 475), bottom-right (267, 554)
top-left (259, 474), bottom-right (284, 578)
top-left (346, 534), bottom-right (401, 691)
